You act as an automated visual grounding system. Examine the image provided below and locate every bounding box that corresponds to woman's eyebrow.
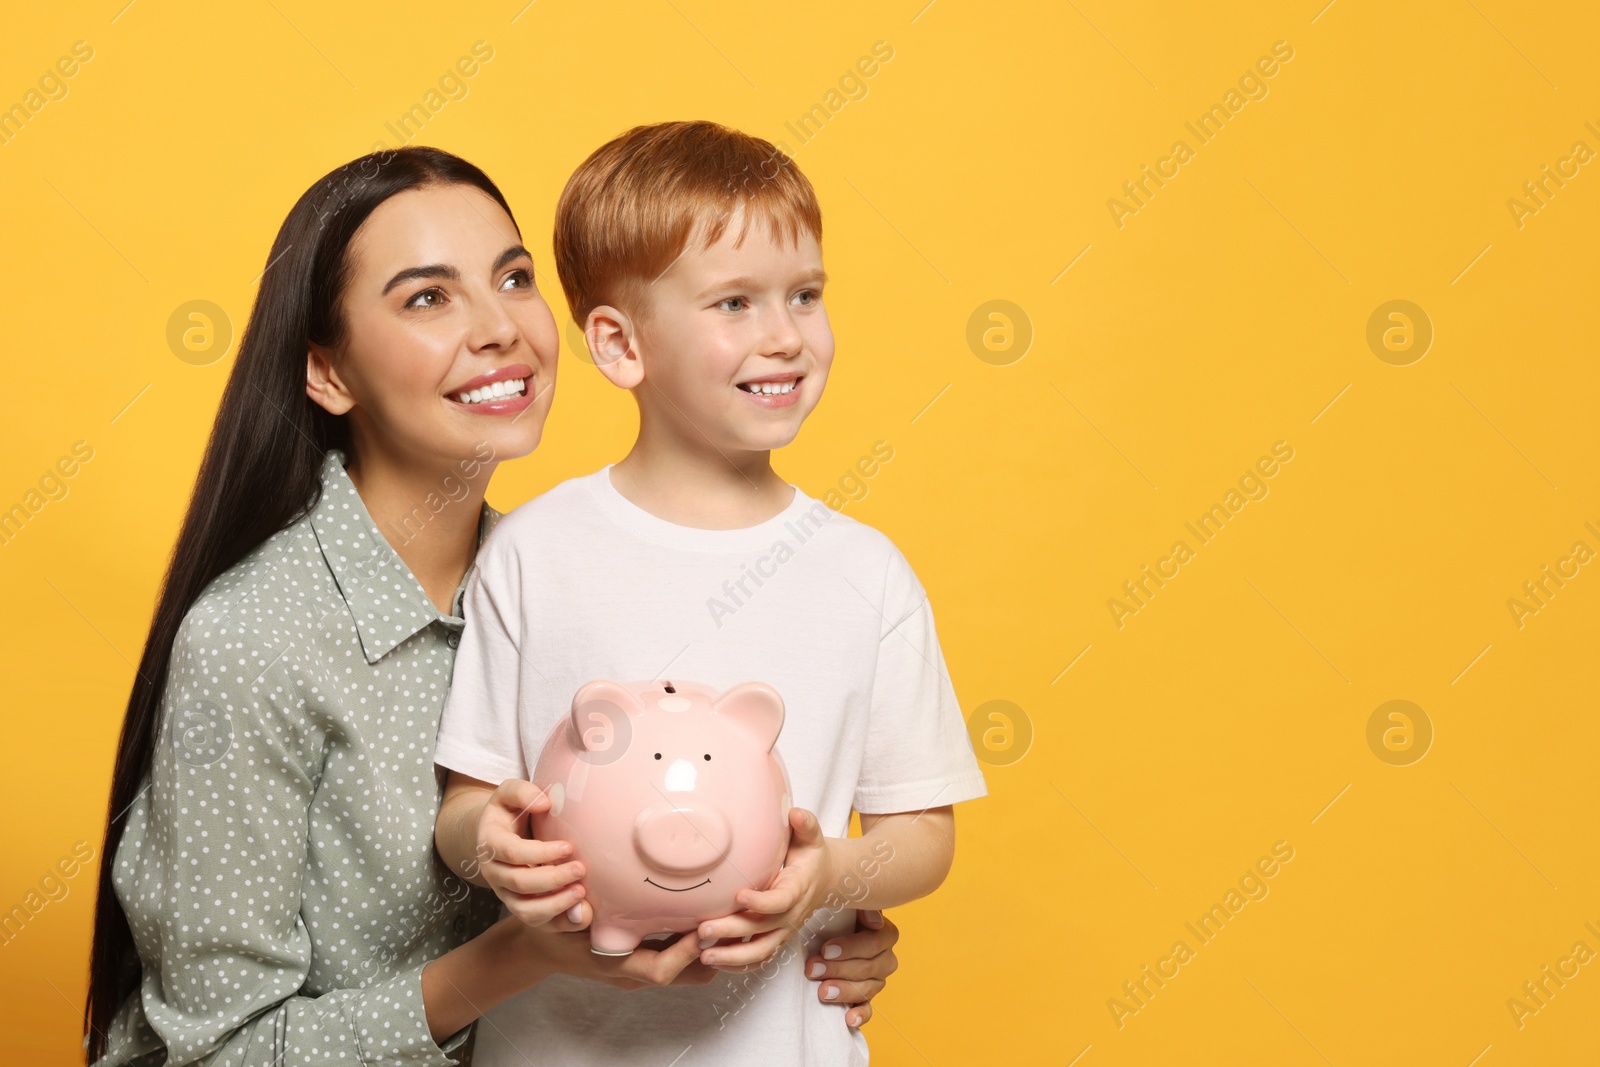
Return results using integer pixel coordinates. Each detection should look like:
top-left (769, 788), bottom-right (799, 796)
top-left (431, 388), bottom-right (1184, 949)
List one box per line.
top-left (383, 263), bottom-right (458, 295)
top-left (381, 246), bottom-right (530, 296)
top-left (492, 244), bottom-right (532, 272)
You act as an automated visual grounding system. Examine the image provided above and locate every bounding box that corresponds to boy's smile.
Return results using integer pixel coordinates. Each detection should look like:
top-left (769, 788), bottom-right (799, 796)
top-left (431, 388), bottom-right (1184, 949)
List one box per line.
top-left (735, 370), bottom-right (803, 408)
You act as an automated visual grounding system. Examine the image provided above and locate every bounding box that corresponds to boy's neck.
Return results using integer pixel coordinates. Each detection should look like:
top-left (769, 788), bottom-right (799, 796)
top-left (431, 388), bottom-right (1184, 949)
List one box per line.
top-left (609, 440), bottom-right (794, 530)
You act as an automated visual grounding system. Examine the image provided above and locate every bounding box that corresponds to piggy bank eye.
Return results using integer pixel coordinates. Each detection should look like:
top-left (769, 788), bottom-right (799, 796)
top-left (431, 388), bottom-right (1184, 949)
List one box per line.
top-left (653, 752), bottom-right (662, 760)
top-left (703, 753), bottom-right (711, 761)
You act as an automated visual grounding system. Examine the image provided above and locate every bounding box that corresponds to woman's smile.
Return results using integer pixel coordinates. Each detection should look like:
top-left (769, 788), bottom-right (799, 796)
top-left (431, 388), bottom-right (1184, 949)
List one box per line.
top-left (447, 361), bottom-right (537, 415)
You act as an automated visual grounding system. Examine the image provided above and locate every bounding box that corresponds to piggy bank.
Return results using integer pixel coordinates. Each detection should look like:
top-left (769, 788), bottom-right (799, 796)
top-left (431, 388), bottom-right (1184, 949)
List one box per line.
top-left (531, 679), bottom-right (793, 955)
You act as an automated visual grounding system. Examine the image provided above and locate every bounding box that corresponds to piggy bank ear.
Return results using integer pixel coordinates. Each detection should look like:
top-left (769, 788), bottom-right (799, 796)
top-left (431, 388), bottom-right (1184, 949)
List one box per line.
top-left (712, 683), bottom-right (785, 751)
top-left (570, 681), bottom-right (637, 758)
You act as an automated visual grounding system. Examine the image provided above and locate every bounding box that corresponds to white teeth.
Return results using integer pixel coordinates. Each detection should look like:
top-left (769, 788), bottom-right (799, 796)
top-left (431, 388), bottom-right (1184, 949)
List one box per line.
top-left (742, 379), bottom-right (796, 396)
top-left (456, 378), bottom-right (526, 404)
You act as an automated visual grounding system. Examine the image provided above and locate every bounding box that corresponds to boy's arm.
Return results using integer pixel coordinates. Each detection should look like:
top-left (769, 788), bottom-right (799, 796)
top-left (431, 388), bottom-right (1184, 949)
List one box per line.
top-left (434, 769), bottom-right (591, 928)
top-left (436, 771), bottom-right (500, 887)
top-left (694, 804), bottom-right (956, 967)
top-left (699, 550), bottom-right (983, 968)
top-left (822, 806), bottom-right (956, 911)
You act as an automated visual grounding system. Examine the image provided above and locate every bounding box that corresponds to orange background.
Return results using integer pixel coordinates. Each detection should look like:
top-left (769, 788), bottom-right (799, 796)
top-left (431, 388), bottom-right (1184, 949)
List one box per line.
top-left (2, 1), bottom-right (1598, 1063)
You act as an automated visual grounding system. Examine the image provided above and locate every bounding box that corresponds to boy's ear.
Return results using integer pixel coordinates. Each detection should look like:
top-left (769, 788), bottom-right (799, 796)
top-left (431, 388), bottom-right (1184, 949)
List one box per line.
top-left (306, 343), bottom-right (356, 415)
top-left (584, 305), bottom-right (643, 389)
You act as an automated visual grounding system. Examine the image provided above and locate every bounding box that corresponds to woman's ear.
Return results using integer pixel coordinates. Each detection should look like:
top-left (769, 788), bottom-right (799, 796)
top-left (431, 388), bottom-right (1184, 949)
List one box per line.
top-left (306, 342), bottom-right (356, 415)
top-left (585, 306), bottom-right (643, 389)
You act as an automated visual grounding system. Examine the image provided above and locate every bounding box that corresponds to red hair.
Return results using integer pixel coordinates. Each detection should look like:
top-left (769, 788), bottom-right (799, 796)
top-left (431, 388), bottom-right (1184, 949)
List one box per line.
top-left (553, 120), bottom-right (822, 323)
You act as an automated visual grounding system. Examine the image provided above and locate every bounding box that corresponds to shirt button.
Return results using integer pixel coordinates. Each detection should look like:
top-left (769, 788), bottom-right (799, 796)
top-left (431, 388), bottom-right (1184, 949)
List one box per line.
top-left (446, 632), bottom-right (460, 649)
top-left (452, 914), bottom-right (468, 936)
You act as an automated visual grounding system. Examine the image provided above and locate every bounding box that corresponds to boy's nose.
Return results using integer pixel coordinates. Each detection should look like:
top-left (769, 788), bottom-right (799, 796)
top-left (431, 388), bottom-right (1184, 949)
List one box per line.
top-left (761, 308), bottom-right (804, 356)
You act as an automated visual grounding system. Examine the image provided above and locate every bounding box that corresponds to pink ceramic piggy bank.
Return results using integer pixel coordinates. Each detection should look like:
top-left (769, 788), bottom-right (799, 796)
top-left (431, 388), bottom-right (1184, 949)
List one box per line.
top-left (531, 679), bottom-right (792, 955)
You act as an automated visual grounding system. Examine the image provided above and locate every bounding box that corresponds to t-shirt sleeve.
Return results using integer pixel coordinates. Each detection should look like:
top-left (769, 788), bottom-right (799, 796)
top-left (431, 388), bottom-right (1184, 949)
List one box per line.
top-left (853, 549), bottom-right (988, 815)
top-left (433, 541), bottom-right (528, 784)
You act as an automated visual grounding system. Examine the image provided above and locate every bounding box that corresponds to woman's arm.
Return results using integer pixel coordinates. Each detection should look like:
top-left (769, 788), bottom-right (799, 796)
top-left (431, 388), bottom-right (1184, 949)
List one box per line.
top-left (111, 628), bottom-right (549, 1066)
top-left (416, 914), bottom-right (560, 1043)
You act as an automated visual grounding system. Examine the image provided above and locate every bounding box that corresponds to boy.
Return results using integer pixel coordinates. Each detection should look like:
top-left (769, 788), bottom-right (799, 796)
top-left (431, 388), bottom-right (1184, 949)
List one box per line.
top-left (432, 120), bottom-right (986, 1066)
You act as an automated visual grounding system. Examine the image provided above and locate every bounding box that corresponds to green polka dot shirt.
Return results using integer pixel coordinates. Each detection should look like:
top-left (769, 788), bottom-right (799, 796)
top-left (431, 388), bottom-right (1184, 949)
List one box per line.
top-left (96, 450), bottom-right (503, 1066)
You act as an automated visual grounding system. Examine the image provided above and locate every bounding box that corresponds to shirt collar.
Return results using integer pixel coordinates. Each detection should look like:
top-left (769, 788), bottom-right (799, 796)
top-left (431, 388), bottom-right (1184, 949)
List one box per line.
top-left (308, 449), bottom-right (501, 664)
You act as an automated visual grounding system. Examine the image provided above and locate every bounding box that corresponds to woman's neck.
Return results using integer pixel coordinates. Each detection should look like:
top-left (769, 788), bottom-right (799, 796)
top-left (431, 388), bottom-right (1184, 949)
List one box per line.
top-left (343, 446), bottom-right (494, 615)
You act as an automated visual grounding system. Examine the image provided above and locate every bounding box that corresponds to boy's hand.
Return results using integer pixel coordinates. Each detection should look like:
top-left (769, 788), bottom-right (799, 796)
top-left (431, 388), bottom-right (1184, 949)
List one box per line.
top-left (477, 778), bottom-right (589, 927)
top-left (694, 807), bottom-right (837, 970)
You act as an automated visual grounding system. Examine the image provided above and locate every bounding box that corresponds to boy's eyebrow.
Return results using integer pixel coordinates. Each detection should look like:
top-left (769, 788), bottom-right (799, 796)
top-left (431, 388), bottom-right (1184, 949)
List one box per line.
top-left (382, 244), bottom-right (532, 295)
top-left (694, 269), bottom-right (829, 299)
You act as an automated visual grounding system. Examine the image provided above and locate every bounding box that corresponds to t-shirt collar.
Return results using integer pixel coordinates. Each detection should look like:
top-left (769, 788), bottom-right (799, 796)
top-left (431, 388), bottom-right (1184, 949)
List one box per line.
top-left (308, 449), bottom-right (499, 664)
top-left (584, 463), bottom-right (825, 552)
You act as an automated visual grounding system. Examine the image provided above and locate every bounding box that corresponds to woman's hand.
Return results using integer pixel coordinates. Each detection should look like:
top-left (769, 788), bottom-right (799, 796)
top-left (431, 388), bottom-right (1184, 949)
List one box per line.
top-left (514, 900), bottom-right (719, 991)
top-left (427, 904), bottom-right (711, 1043)
top-left (805, 909), bottom-right (900, 1028)
top-left (474, 778), bottom-right (588, 927)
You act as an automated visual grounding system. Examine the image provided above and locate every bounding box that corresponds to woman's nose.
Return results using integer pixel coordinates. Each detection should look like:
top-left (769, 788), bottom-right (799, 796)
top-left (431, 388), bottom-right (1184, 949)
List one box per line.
top-left (469, 293), bottom-right (520, 351)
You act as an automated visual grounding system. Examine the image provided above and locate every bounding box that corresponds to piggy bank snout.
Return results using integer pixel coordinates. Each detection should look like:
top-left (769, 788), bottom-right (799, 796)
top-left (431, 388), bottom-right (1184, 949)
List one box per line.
top-left (633, 805), bottom-right (732, 875)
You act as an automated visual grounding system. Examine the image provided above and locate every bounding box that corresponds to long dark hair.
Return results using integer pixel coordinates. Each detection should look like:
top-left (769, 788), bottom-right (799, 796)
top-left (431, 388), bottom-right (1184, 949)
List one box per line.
top-left (85, 146), bottom-right (518, 1061)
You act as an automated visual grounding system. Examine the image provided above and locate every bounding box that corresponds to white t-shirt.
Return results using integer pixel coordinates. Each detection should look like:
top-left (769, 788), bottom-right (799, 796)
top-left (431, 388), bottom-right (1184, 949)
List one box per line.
top-left (433, 465), bottom-right (988, 1067)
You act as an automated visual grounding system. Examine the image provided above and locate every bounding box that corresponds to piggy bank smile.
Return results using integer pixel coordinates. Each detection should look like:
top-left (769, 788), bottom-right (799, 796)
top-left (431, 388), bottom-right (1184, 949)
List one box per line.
top-left (644, 877), bottom-right (712, 892)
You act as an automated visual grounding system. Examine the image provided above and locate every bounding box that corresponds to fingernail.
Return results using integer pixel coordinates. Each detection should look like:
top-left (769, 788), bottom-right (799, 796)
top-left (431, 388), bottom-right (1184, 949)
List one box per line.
top-left (824, 985), bottom-right (840, 1000)
top-left (865, 910), bottom-right (882, 924)
top-left (808, 961), bottom-right (825, 978)
top-left (824, 943), bottom-right (842, 960)
top-left (566, 904), bottom-right (583, 923)
top-left (698, 937), bottom-right (717, 949)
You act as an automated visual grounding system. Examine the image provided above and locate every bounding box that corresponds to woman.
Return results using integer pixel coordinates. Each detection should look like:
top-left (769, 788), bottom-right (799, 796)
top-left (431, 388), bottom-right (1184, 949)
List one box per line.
top-left (86, 146), bottom-right (900, 1065)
